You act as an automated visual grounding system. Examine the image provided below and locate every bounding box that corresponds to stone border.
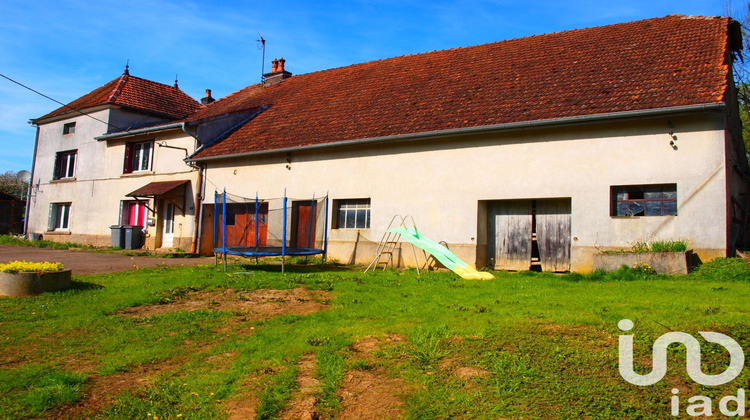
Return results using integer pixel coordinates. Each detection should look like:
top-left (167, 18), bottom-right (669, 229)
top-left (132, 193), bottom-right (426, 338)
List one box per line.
top-left (0, 270), bottom-right (72, 297)
top-left (592, 251), bottom-right (692, 275)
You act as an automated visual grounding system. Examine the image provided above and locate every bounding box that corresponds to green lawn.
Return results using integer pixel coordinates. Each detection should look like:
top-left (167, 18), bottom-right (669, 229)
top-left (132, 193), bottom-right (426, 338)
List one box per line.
top-left (1, 258), bottom-right (749, 419)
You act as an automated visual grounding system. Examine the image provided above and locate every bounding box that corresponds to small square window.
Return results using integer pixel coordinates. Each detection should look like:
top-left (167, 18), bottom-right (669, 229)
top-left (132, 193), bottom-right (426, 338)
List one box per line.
top-left (334, 199), bottom-right (371, 229)
top-left (63, 122), bottom-right (76, 135)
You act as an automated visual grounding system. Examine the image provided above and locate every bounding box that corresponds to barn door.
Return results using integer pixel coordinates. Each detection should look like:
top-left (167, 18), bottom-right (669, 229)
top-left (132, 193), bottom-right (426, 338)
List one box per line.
top-left (491, 200), bottom-right (532, 271)
top-left (536, 199), bottom-right (571, 272)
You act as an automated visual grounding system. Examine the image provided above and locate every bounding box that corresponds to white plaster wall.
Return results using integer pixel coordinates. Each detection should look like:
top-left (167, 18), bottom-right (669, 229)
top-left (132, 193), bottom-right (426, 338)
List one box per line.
top-left (203, 113), bottom-right (728, 271)
top-left (29, 112), bottom-right (199, 247)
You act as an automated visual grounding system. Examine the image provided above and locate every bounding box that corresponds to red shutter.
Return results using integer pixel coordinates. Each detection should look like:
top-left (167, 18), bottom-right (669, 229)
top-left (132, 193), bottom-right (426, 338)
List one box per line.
top-left (123, 143), bottom-right (133, 174)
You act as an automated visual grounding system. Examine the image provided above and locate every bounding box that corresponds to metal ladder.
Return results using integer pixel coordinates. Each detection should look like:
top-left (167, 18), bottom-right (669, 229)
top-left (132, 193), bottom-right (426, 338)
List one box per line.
top-left (365, 215), bottom-right (426, 274)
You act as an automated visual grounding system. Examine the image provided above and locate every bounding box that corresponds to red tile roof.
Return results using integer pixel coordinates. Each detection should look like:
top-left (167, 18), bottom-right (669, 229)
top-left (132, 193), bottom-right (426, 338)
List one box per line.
top-left (34, 73), bottom-right (201, 123)
top-left (191, 15), bottom-right (738, 160)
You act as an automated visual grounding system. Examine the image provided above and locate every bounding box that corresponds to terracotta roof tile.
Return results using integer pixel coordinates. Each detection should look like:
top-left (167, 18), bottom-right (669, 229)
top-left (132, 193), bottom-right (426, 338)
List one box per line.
top-left (34, 74), bottom-right (202, 123)
top-left (191, 15), bottom-right (736, 159)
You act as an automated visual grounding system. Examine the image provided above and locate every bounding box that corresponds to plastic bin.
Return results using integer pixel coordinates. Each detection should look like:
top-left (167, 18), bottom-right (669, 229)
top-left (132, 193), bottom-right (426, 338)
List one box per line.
top-left (110, 225), bottom-right (125, 248)
top-left (123, 226), bottom-right (144, 249)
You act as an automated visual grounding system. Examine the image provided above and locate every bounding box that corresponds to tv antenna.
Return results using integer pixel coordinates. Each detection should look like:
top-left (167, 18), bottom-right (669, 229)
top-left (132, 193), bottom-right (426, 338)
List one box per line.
top-left (257, 32), bottom-right (266, 82)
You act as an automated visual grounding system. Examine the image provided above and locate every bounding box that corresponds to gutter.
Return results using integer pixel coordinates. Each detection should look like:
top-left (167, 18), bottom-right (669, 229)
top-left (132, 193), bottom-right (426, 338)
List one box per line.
top-left (188, 103), bottom-right (726, 163)
top-left (94, 122), bottom-right (185, 141)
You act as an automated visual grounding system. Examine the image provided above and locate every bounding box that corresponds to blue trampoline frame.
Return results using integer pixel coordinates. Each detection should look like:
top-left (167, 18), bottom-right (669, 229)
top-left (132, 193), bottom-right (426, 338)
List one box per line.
top-left (213, 190), bottom-right (329, 272)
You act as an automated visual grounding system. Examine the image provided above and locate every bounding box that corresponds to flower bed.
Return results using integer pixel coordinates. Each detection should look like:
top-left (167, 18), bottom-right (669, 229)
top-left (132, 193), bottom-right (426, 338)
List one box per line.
top-left (593, 251), bottom-right (692, 275)
top-left (0, 261), bottom-right (71, 297)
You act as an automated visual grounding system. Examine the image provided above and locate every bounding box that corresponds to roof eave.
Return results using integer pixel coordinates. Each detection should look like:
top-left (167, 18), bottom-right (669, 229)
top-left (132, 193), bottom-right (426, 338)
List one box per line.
top-left (95, 122), bottom-right (186, 141)
top-left (188, 103), bottom-right (726, 163)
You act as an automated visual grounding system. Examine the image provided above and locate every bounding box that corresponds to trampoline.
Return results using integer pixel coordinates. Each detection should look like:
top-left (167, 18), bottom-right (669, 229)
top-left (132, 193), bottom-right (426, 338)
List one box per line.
top-left (212, 190), bottom-right (328, 272)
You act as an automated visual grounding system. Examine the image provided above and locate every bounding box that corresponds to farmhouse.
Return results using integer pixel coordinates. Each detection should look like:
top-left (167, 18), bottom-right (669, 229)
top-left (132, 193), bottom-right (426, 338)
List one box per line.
top-left (27, 15), bottom-right (750, 272)
top-left (27, 69), bottom-right (203, 250)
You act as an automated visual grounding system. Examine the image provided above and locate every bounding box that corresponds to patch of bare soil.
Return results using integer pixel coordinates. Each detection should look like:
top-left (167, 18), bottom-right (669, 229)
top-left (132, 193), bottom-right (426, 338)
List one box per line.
top-left (117, 287), bottom-right (331, 319)
top-left (338, 370), bottom-right (410, 420)
top-left (225, 380), bottom-right (259, 420)
top-left (438, 358), bottom-right (490, 381)
top-left (336, 335), bottom-right (412, 419)
top-left (279, 353), bottom-right (320, 420)
top-left (40, 357), bottom-right (186, 420)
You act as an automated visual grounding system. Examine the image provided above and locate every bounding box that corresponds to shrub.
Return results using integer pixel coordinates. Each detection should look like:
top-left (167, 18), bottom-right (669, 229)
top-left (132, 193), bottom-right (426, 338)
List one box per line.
top-left (692, 258), bottom-right (750, 282)
top-left (0, 261), bottom-right (64, 273)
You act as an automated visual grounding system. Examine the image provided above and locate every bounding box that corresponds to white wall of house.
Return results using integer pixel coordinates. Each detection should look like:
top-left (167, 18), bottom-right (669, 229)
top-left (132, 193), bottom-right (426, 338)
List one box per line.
top-left (28, 110), bottom-right (199, 249)
top-left (201, 112), bottom-right (729, 272)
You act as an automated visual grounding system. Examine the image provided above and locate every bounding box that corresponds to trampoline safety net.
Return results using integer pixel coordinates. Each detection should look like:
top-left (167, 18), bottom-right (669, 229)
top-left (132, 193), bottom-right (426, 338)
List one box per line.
top-left (213, 191), bottom-right (329, 259)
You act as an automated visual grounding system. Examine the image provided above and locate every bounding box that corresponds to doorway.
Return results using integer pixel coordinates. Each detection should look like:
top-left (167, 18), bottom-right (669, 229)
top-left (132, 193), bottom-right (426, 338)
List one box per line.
top-left (291, 200), bottom-right (317, 248)
top-left (488, 198), bottom-right (571, 272)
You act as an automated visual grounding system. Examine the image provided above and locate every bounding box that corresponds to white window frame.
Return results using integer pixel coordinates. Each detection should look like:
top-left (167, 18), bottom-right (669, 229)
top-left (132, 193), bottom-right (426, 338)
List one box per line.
top-left (335, 199), bottom-right (371, 229)
top-left (131, 141), bottom-right (153, 172)
top-left (54, 150), bottom-right (77, 179)
top-left (49, 203), bottom-right (71, 231)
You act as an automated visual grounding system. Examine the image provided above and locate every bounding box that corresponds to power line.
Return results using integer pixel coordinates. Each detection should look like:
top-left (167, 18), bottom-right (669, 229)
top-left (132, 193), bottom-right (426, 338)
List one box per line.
top-left (0, 72), bottom-right (130, 132)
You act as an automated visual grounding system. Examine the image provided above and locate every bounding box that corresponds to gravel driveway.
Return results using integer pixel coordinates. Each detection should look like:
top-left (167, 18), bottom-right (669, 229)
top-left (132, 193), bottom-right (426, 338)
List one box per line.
top-left (0, 245), bottom-right (212, 275)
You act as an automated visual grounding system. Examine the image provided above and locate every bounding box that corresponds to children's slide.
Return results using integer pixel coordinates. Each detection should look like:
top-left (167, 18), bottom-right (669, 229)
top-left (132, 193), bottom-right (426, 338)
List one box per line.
top-left (387, 227), bottom-right (494, 280)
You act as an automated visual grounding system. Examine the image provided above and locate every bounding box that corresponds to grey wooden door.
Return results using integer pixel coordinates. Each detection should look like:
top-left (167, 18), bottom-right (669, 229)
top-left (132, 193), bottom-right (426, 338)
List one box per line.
top-left (536, 199), bottom-right (571, 272)
top-left (491, 200), bottom-right (532, 271)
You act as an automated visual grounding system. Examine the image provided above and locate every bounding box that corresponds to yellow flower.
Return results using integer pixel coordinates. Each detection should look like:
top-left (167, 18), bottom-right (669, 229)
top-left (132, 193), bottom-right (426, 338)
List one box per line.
top-left (0, 260), bottom-right (64, 273)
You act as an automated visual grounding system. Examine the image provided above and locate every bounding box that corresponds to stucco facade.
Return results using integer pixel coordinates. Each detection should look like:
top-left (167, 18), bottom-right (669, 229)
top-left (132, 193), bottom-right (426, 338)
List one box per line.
top-left (27, 111), bottom-right (200, 250)
top-left (197, 111), bottom-right (738, 272)
top-left (27, 73), bottom-right (202, 251)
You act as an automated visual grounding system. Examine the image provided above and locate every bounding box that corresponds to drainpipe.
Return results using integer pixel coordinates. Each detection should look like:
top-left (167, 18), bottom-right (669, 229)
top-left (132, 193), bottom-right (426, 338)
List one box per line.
top-left (180, 122), bottom-right (203, 254)
top-left (190, 163), bottom-right (204, 254)
top-left (23, 124), bottom-right (40, 238)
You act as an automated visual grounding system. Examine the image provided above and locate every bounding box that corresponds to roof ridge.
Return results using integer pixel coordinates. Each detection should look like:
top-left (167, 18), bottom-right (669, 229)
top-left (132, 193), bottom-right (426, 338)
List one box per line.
top-left (107, 73), bottom-right (129, 103)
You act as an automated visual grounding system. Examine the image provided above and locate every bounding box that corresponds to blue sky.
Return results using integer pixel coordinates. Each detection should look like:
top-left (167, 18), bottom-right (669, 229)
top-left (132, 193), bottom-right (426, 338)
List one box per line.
top-left (0, 0), bottom-right (736, 172)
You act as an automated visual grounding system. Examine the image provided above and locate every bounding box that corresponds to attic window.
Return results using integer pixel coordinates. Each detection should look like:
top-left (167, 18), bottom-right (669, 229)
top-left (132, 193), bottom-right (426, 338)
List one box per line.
top-left (63, 122), bottom-right (76, 135)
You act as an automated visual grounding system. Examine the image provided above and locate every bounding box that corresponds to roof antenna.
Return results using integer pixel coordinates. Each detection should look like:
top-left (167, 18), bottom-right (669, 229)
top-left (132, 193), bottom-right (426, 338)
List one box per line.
top-left (174, 74), bottom-right (179, 88)
top-left (257, 32), bottom-right (266, 83)
top-left (124, 59), bottom-right (130, 76)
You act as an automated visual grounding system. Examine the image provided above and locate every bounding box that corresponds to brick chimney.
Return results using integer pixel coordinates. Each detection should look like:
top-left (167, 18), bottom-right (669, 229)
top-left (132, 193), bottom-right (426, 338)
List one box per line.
top-left (201, 89), bottom-right (215, 105)
top-left (263, 57), bottom-right (292, 87)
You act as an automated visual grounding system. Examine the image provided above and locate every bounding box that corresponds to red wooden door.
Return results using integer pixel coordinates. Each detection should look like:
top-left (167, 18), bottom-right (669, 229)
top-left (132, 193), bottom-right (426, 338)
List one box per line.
top-left (292, 201), bottom-right (316, 248)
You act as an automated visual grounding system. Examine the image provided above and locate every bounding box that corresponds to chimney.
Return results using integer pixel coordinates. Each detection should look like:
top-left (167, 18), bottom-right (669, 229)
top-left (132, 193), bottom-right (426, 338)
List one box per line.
top-left (201, 89), bottom-right (215, 105)
top-left (263, 57), bottom-right (292, 87)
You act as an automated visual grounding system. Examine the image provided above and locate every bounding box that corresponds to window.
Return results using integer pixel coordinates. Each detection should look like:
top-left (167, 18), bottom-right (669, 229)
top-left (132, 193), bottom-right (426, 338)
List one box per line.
top-left (48, 203), bottom-right (71, 230)
top-left (611, 184), bottom-right (677, 216)
top-left (123, 141), bottom-right (154, 173)
top-left (53, 150), bottom-right (77, 179)
top-left (335, 199), bottom-right (371, 229)
top-left (120, 201), bottom-right (148, 227)
top-left (62, 122), bottom-right (76, 135)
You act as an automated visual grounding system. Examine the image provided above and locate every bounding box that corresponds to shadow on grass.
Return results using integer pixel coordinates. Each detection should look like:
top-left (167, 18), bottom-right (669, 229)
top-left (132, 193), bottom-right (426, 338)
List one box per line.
top-left (68, 280), bottom-right (105, 291)
top-left (228, 263), bottom-right (355, 274)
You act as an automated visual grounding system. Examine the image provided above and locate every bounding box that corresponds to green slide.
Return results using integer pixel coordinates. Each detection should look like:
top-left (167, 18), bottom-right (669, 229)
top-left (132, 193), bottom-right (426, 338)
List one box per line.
top-left (388, 227), bottom-right (494, 280)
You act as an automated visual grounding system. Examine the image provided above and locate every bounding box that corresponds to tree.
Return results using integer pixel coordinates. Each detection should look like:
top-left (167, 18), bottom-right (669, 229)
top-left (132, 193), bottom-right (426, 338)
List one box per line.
top-left (728, 1), bottom-right (750, 155)
top-left (0, 171), bottom-right (29, 199)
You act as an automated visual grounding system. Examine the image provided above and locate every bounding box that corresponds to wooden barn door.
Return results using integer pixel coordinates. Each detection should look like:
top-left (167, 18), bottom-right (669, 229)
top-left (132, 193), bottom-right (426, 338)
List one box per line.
top-left (291, 201), bottom-right (316, 248)
top-left (536, 199), bottom-right (571, 272)
top-left (490, 200), bottom-right (532, 271)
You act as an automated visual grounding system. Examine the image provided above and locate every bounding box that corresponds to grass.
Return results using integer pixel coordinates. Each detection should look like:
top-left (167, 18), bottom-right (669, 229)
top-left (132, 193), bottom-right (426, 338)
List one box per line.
top-left (0, 257), bottom-right (749, 418)
top-left (603, 239), bottom-right (689, 254)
